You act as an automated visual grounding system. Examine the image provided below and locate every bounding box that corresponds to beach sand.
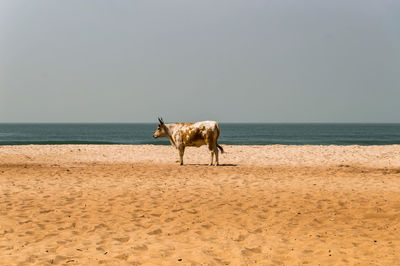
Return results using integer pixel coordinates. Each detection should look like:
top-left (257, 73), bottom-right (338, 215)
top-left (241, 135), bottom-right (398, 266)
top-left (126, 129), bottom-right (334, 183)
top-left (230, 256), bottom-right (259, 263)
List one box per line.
top-left (1, 145), bottom-right (400, 265)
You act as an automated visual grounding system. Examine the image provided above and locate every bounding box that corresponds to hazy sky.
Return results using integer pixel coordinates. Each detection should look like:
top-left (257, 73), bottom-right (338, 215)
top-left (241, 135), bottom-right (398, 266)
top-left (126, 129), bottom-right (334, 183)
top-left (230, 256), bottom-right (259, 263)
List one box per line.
top-left (1, 0), bottom-right (399, 123)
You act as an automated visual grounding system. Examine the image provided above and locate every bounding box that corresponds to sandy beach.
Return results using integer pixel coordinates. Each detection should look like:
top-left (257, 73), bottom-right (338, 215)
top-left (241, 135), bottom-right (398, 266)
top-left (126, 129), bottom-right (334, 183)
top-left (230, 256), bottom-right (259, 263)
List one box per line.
top-left (1, 145), bottom-right (400, 265)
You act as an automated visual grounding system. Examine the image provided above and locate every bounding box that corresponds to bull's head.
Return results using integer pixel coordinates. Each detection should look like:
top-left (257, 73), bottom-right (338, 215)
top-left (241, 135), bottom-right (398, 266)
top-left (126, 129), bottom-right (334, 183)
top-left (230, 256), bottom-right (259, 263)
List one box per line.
top-left (153, 117), bottom-right (167, 138)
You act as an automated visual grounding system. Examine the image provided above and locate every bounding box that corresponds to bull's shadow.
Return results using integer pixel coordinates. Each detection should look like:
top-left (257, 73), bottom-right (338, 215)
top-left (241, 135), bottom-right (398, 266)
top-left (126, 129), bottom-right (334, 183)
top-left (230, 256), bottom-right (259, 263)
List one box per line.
top-left (182, 163), bottom-right (237, 167)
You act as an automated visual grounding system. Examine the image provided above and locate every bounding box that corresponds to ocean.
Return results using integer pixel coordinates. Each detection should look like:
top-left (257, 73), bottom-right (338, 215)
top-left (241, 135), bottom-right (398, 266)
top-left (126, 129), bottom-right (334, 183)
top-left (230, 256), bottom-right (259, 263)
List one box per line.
top-left (0, 123), bottom-right (399, 146)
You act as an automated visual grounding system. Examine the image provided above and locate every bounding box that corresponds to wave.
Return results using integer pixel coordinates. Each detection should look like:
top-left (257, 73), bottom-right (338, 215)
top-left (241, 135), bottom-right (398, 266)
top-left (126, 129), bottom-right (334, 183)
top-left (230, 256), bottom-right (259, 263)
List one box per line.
top-left (0, 140), bottom-right (117, 145)
top-left (0, 140), bottom-right (173, 146)
top-left (2, 140), bottom-right (400, 146)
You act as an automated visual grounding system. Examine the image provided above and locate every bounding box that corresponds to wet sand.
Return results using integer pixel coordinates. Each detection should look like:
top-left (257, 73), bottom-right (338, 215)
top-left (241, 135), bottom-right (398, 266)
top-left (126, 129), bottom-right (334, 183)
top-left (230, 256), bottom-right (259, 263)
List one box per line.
top-left (1, 145), bottom-right (400, 265)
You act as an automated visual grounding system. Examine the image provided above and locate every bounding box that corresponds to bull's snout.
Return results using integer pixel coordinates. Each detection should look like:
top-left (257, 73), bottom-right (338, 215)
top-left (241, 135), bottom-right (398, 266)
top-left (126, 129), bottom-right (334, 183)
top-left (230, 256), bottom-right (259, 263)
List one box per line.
top-left (153, 134), bottom-right (157, 138)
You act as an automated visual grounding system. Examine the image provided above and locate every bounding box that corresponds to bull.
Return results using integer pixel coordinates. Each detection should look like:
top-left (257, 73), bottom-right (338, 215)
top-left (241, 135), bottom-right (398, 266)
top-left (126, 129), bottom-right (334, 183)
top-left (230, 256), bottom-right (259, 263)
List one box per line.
top-left (153, 118), bottom-right (224, 166)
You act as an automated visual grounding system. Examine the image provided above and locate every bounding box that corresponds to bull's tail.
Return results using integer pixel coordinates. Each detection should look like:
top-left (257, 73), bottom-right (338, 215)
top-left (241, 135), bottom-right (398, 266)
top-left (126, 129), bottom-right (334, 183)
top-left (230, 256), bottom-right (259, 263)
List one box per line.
top-left (217, 144), bottom-right (224, 154)
top-left (215, 123), bottom-right (224, 154)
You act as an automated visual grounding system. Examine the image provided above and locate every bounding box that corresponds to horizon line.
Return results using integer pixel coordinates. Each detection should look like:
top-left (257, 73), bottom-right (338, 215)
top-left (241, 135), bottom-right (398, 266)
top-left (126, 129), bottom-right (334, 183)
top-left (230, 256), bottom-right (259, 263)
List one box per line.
top-left (1, 121), bottom-right (400, 124)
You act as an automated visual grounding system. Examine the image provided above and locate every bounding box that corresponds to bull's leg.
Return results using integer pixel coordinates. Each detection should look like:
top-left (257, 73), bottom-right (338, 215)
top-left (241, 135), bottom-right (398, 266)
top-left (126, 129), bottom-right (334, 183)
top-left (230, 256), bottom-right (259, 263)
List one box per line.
top-left (179, 147), bottom-right (185, 165)
top-left (207, 142), bottom-right (215, 166)
top-left (214, 147), bottom-right (219, 166)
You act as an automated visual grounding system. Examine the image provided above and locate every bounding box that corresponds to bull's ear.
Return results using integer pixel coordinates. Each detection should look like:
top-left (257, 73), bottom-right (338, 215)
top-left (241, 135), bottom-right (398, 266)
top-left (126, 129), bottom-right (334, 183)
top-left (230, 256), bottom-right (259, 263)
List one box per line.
top-left (158, 117), bottom-right (164, 125)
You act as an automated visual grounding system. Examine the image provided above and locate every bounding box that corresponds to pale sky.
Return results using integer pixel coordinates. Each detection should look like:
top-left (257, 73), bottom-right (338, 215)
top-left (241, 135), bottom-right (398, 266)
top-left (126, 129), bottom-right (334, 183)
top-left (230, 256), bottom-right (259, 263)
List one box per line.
top-left (1, 0), bottom-right (399, 123)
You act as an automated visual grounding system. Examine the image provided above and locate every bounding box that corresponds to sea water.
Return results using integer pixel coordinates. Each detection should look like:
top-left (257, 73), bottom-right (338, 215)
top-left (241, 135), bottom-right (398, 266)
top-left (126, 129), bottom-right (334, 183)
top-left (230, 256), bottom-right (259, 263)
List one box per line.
top-left (0, 123), bottom-right (399, 146)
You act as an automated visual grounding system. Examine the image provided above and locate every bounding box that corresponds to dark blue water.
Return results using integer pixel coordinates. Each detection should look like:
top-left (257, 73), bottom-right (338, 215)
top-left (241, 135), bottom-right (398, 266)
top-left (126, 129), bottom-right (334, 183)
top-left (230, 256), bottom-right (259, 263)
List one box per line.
top-left (0, 123), bottom-right (399, 146)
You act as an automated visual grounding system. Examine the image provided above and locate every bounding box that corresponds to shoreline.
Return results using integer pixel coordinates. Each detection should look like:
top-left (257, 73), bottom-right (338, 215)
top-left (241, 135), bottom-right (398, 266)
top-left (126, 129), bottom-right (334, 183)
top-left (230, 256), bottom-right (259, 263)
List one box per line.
top-left (1, 144), bottom-right (400, 168)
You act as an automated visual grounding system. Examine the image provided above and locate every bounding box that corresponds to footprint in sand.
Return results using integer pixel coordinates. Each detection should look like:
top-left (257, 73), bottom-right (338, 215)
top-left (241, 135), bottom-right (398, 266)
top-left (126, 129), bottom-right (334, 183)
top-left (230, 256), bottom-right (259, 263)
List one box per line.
top-left (233, 234), bottom-right (248, 242)
top-left (113, 236), bottom-right (130, 243)
top-left (96, 246), bottom-right (105, 252)
top-left (147, 229), bottom-right (162, 235)
top-left (186, 209), bottom-right (198, 214)
top-left (133, 244), bottom-right (148, 251)
top-left (90, 223), bottom-right (109, 232)
top-left (52, 255), bottom-right (69, 264)
top-left (201, 223), bottom-right (212, 229)
top-left (303, 249), bottom-right (314, 254)
top-left (241, 247), bottom-right (262, 256)
top-left (114, 253), bottom-right (129, 261)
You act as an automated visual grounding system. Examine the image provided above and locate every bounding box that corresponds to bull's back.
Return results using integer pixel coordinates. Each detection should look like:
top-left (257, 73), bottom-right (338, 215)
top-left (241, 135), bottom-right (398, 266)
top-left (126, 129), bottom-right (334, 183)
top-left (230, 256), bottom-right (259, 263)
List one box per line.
top-left (179, 121), bottom-right (219, 147)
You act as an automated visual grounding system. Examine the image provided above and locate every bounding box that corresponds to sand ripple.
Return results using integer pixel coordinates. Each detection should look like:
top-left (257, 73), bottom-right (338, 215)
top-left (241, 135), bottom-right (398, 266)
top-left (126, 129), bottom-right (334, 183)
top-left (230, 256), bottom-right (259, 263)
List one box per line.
top-left (0, 145), bottom-right (400, 264)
